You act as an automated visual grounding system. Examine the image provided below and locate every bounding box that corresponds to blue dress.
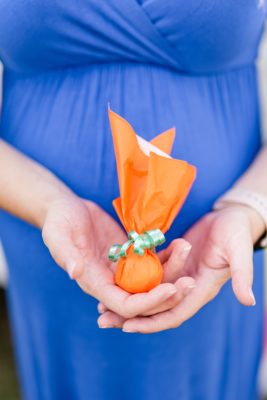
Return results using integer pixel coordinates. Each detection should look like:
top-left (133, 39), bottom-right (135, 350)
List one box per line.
top-left (0, 1), bottom-right (266, 399)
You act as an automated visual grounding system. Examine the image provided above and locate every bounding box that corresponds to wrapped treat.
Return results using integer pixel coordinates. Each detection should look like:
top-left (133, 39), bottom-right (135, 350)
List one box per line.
top-left (108, 108), bottom-right (196, 294)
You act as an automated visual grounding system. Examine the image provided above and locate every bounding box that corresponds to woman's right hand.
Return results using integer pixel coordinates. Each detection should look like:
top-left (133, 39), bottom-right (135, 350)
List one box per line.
top-left (0, 139), bottom-right (193, 320)
top-left (42, 194), bottom-right (193, 319)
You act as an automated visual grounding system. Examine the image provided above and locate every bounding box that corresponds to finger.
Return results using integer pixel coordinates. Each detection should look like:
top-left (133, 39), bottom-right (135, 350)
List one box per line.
top-left (98, 302), bottom-right (107, 314)
top-left (98, 311), bottom-right (125, 329)
top-left (141, 276), bottom-right (196, 316)
top-left (228, 231), bottom-right (255, 306)
top-left (76, 252), bottom-right (179, 319)
top-left (99, 282), bottom-right (178, 319)
top-left (97, 247), bottom-right (195, 318)
top-left (96, 277), bottom-right (194, 317)
top-left (158, 239), bottom-right (192, 282)
top-left (97, 278), bottom-right (195, 328)
top-left (42, 229), bottom-right (85, 279)
top-left (122, 268), bottom-right (227, 333)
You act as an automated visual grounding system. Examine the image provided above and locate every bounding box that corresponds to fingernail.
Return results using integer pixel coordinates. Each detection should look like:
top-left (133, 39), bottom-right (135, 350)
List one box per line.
top-left (249, 288), bottom-right (256, 306)
top-left (98, 303), bottom-right (106, 314)
top-left (187, 284), bottom-right (196, 289)
top-left (184, 284), bottom-right (196, 295)
top-left (122, 328), bottom-right (137, 333)
top-left (184, 244), bottom-right (192, 251)
top-left (165, 289), bottom-right (177, 298)
top-left (99, 325), bottom-right (114, 329)
top-left (66, 260), bottom-right (77, 280)
top-left (181, 245), bottom-right (192, 260)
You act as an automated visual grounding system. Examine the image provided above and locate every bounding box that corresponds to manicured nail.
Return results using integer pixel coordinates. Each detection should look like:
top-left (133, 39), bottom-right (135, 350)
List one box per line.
top-left (187, 284), bottom-right (196, 289)
top-left (164, 289), bottom-right (177, 299)
top-left (99, 325), bottom-right (114, 329)
top-left (98, 303), bottom-right (106, 314)
top-left (184, 284), bottom-right (196, 295)
top-left (184, 244), bottom-right (192, 251)
top-left (181, 245), bottom-right (192, 260)
top-left (123, 328), bottom-right (137, 333)
top-left (66, 260), bottom-right (77, 279)
top-left (249, 288), bottom-right (256, 306)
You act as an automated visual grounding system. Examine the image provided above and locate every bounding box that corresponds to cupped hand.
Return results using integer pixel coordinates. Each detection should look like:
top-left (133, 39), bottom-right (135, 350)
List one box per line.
top-left (98, 205), bottom-right (265, 332)
top-left (42, 194), bottom-right (193, 319)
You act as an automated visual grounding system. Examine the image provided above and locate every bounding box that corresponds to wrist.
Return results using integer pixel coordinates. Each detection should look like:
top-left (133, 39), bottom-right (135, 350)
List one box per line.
top-left (36, 180), bottom-right (76, 229)
top-left (242, 206), bottom-right (266, 243)
top-left (215, 204), bottom-right (266, 244)
top-left (213, 187), bottom-right (267, 245)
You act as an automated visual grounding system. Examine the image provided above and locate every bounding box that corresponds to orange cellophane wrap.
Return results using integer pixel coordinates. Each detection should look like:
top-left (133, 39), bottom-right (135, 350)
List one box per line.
top-left (109, 108), bottom-right (196, 293)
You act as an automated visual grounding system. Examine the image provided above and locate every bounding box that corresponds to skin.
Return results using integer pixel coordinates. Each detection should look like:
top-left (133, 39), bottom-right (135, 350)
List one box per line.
top-left (98, 205), bottom-right (264, 332)
top-left (0, 140), bottom-right (194, 318)
top-left (0, 139), bottom-right (266, 332)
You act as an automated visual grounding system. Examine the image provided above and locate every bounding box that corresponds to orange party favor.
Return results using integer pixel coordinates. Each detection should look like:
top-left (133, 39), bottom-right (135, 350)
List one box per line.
top-left (108, 108), bottom-right (196, 294)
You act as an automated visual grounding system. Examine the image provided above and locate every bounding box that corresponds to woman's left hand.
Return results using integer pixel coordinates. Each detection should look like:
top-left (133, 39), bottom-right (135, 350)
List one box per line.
top-left (98, 205), bottom-right (265, 333)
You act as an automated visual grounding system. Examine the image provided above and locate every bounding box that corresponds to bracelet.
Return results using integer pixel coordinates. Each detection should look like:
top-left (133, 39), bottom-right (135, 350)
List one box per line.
top-left (213, 188), bottom-right (267, 249)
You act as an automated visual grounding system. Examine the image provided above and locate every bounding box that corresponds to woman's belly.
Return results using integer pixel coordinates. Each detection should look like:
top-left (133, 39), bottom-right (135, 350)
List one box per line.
top-left (0, 62), bottom-right (262, 238)
top-left (0, 62), bottom-right (264, 400)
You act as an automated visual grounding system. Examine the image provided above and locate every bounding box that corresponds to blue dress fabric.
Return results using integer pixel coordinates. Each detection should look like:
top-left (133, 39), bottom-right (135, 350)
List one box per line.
top-left (0, 1), bottom-right (266, 399)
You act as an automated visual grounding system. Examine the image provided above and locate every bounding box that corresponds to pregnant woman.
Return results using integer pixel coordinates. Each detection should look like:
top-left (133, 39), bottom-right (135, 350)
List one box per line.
top-left (1, 1), bottom-right (267, 399)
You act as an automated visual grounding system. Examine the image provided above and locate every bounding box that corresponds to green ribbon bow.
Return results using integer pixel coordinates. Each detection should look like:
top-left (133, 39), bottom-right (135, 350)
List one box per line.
top-left (108, 229), bottom-right (166, 262)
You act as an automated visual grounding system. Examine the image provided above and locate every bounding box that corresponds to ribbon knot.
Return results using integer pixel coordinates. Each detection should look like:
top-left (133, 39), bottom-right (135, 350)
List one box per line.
top-left (108, 229), bottom-right (166, 262)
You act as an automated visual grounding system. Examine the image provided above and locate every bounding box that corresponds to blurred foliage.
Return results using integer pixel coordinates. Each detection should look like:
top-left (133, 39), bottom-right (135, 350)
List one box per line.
top-left (0, 289), bottom-right (20, 400)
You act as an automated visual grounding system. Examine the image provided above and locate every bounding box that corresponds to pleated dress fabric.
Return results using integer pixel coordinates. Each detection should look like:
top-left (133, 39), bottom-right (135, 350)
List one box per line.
top-left (0, 1), bottom-right (266, 399)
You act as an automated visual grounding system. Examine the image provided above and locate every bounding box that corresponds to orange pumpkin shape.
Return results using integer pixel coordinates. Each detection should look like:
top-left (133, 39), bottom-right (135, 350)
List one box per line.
top-left (108, 108), bottom-right (196, 293)
top-left (115, 246), bottom-right (163, 294)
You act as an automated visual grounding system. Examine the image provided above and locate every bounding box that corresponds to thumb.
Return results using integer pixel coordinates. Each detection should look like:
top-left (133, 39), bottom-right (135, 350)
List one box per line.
top-left (228, 230), bottom-right (255, 306)
top-left (158, 239), bottom-right (192, 283)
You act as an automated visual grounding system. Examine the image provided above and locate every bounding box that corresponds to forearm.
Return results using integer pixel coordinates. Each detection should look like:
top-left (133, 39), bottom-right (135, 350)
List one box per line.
top-left (234, 145), bottom-right (267, 196)
top-left (0, 139), bottom-right (74, 228)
